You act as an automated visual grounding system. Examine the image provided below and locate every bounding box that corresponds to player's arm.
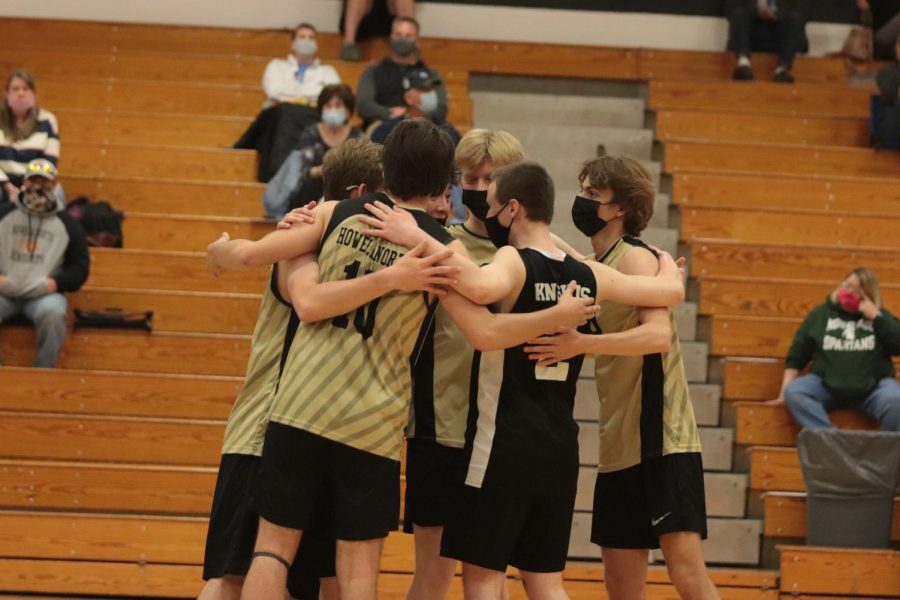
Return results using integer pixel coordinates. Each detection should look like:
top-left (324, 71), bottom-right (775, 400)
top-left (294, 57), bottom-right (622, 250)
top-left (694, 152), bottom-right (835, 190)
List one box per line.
top-left (206, 201), bottom-right (337, 274)
top-left (588, 249), bottom-right (683, 308)
top-left (284, 242), bottom-right (460, 323)
top-left (440, 282), bottom-right (596, 351)
top-left (359, 199), bottom-right (522, 304)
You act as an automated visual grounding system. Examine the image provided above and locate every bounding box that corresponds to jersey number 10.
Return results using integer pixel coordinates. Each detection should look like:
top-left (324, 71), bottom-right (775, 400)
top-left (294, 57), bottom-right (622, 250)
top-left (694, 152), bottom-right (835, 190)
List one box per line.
top-left (331, 260), bottom-right (380, 340)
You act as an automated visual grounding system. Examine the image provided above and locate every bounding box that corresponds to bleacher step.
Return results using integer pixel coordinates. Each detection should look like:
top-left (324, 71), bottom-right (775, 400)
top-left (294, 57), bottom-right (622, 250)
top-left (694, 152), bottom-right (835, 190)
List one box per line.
top-left (471, 92), bottom-right (646, 129)
top-left (475, 121), bottom-right (654, 161)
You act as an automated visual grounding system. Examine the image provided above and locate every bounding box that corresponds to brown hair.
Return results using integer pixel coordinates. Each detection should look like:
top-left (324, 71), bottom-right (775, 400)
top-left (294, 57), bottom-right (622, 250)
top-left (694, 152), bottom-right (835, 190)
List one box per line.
top-left (322, 138), bottom-right (384, 200)
top-left (1, 69), bottom-right (38, 142)
top-left (317, 83), bottom-right (355, 117)
top-left (382, 119), bottom-right (455, 200)
top-left (845, 267), bottom-right (882, 308)
top-left (578, 156), bottom-right (655, 236)
top-left (292, 22), bottom-right (317, 38)
top-left (492, 161), bottom-right (554, 224)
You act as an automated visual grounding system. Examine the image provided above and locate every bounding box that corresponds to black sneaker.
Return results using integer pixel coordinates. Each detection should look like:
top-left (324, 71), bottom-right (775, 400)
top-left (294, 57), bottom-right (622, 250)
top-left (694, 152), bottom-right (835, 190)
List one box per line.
top-left (732, 65), bottom-right (754, 81)
top-left (772, 68), bottom-right (795, 83)
top-left (340, 43), bottom-right (361, 62)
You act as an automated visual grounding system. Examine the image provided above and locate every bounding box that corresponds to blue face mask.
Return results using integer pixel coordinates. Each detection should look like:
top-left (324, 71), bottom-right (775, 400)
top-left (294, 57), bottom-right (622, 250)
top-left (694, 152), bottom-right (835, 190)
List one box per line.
top-left (321, 108), bottom-right (347, 128)
top-left (418, 90), bottom-right (439, 115)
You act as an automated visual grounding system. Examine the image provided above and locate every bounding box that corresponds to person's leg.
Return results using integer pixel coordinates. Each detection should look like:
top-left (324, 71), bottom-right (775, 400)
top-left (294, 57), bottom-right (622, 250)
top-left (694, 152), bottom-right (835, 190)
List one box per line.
top-left (462, 563), bottom-right (506, 600)
top-left (387, 0), bottom-right (416, 17)
top-left (783, 374), bottom-right (839, 429)
top-left (240, 517), bottom-right (302, 600)
top-left (658, 531), bottom-right (720, 600)
top-left (599, 548), bottom-right (649, 600)
top-left (319, 577), bottom-right (339, 600)
top-left (774, 0), bottom-right (809, 81)
top-left (726, 0), bottom-right (755, 79)
top-left (198, 576), bottom-right (244, 600)
top-left (335, 538), bottom-right (384, 600)
top-left (22, 292), bottom-right (67, 368)
top-left (341, 0), bottom-right (374, 59)
top-left (858, 377), bottom-right (900, 432)
top-left (874, 12), bottom-right (900, 50)
top-left (519, 571), bottom-right (569, 600)
top-left (406, 525), bottom-right (457, 600)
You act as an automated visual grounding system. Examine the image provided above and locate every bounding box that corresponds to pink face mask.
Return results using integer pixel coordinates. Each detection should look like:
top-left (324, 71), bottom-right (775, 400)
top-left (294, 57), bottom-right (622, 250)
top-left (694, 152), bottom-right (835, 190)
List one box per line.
top-left (7, 92), bottom-right (35, 115)
top-left (837, 288), bottom-right (861, 312)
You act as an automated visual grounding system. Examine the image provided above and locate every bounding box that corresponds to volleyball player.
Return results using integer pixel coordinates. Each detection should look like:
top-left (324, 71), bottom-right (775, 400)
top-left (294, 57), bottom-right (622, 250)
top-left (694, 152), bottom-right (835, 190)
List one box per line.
top-left (524, 156), bottom-right (719, 600)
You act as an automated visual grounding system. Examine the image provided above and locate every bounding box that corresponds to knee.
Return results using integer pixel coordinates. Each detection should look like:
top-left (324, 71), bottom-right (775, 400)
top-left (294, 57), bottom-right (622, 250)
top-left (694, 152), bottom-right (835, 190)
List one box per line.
top-left (666, 561), bottom-right (707, 595)
top-left (604, 572), bottom-right (645, 600)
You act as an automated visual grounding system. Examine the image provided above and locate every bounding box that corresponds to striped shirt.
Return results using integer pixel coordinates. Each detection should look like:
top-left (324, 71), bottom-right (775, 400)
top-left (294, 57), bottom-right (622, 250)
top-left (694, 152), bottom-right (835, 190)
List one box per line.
top-left (591, 236), bottom-right (701, 473)
top-left (220, 266), bottom-right (297, 456)
top-left (269, 193), bottom-right (455, 460)
top-left (0, 108), bottom-right (60, 186)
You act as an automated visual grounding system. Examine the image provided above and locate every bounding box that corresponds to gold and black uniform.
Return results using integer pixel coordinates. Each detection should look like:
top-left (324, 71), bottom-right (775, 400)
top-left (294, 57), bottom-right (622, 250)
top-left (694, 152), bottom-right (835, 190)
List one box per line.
top-left (253, 193), bottom-right (455, 541)
top-left (589, 235), bottom-right (707, 550)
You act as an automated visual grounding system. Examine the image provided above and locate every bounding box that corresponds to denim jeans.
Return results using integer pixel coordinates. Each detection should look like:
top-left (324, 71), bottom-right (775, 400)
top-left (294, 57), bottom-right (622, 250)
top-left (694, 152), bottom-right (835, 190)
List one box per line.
top-left (725, 0), bottom-right (809, 68)
top-left (0, 293), bottom-right (68, 368)
top-left (784, 374), bottom-right (900, 432)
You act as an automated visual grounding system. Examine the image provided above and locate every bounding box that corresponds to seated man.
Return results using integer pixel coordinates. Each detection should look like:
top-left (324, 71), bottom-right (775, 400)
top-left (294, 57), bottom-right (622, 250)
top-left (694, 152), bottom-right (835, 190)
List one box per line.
top-left (873, 34), bottom-right (900, 149)
top-left (726, 0), bottom-right (810, 83)
top-left (369, 67), bottom-right (460, 145)
top-left (263, 22), bottom-right (341, 107)
top-left (356, 17), bottom-right (451, 131)
top-left (0, 159), bottom-right (89, 368)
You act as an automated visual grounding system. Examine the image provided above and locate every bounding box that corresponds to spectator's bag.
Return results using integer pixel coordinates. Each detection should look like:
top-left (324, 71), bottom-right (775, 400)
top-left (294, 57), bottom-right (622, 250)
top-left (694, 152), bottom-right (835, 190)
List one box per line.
top-left (74, 308), bottom-right (153, 332)
top-left (843, 8), bottom-right (873, 63)
top-left (66, 196), bottom-right (125, 247)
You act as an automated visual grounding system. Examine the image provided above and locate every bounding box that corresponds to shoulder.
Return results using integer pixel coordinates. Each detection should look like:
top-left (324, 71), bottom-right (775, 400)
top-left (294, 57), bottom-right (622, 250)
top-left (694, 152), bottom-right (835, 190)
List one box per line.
top-left (265, 57), bottom-right (290, 70)
top-left (616, 242), bottom-right (659, 276)
top-left (410, 211), bottom-right (454, 245)
top-left (37, 108), bottom-right (58, 126)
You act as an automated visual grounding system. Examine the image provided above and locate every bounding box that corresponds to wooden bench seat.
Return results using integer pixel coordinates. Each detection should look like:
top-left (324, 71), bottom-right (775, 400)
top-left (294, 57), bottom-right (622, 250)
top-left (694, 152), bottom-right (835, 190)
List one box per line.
top-left (656, 110), bottom-right (869, 147)
top-left (61, 175), bottom-right (265, 218)
top-left (778, 545), bottom-right (900, 597)
top-left (696, 276), bottom-right (900, 318)
top-left (649, 80), bottom-right (871, 118)
top-left (87, 248), bottom-right (268, 293)
top-left (763, 492), bottom-right (900, 541)
top-left (121, 213), bottom-right (273, 252)
top-left (689, 239), bottom-right (900, 282)
top-left (638, 49), bottom-right (852, 83)
top-left (71, 286), bottom-right (261, 335)
top-left (665, 140), bottom-right (900, 179)
top-left (673, 172), bottom-right (900, 215)
top-left (710, 314), bottom-right (799, 358)
top-left (735, 402), bottom-right (876, 446)
top-left (60, 142), bottom-right (257, 182)
top-left (0, 327), bottom-right (249, 376)
top-left (680, 206), bottom-right (900, 249)
top-left (750, 446), bottom-right (803, 492)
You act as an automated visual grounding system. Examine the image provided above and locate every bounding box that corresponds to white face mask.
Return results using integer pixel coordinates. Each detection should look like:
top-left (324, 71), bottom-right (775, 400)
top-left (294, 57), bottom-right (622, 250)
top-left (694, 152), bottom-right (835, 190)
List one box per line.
top-left (418, 90), bottom-right (439, 115)
top-left (292, 38), bottom-right (318, 57)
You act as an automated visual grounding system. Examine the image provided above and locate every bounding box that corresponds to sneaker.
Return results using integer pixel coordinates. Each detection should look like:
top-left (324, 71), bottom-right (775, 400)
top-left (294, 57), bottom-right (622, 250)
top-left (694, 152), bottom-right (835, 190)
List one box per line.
top-left (340, 43), bottom-right (361, 62)
top-left (732, 65), bottom-right (754, 81)
top-left (772, 68), bottom-right (795, 83)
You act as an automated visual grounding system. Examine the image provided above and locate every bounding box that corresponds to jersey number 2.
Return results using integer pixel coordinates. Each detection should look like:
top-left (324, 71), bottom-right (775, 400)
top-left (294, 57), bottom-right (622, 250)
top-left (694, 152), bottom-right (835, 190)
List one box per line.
top-left (331, 260), bottom-right (380, 339)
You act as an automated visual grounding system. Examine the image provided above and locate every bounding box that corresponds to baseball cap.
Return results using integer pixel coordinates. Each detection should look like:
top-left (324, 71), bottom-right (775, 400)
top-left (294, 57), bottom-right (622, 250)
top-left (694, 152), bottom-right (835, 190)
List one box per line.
top-left (24, 158), bottom-right (58, 181)
top-left (402, 67), bottom-right (440, 91)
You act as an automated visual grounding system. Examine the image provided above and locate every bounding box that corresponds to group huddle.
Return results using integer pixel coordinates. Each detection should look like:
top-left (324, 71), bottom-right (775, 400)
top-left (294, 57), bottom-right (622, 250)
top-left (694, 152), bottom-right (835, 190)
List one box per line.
top-left (202, 119), bottom-right (717, 600)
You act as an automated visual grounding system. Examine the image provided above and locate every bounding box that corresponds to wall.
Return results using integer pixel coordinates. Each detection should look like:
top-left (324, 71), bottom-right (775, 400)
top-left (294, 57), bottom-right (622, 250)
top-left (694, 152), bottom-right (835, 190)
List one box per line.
top-left (0, 0), bottom-right (852, 56)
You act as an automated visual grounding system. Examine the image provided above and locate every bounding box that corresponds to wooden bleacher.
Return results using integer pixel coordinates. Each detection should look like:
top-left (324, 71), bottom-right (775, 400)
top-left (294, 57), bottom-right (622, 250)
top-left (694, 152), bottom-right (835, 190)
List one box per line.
top-left (734, 403), bottom-right (876, 446)
top-left (763, 493), bottom-right (900, 541)
top-left (778, 546), bottom-right (900, 597)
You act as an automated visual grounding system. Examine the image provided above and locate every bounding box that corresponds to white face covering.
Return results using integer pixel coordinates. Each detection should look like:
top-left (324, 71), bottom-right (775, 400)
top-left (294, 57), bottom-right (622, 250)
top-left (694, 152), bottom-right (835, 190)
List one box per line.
top-left (292, 38), bottom-right (318, 57)
top-left (418, 90), bottom-right (439, 115)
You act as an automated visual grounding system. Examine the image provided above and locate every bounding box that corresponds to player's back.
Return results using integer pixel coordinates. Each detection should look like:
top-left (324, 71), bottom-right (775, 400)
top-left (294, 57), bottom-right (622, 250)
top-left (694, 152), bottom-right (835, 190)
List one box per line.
top-left (465, 247), bottom-right (598, 490)
top-left (270, 192), bottom-right (454, 461)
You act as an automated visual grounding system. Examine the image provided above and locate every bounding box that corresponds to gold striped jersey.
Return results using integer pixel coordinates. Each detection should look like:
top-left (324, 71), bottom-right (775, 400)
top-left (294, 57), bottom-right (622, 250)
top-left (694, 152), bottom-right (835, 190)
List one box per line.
top-left (221, 266), bottom-right (297, 456)
top-left (269, 193), bottom-right (455, 460)
top-left (591, 236), bottom-right (701, 473)
top-left (408, 223), bottom-right (497, 447)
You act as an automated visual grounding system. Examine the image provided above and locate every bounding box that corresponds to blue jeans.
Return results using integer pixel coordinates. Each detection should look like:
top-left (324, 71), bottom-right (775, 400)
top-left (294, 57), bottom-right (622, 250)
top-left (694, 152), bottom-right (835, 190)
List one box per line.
top-left (0, 293), bottom-right (68, 368)
top-left (784, 374), bottom-right (900, 432)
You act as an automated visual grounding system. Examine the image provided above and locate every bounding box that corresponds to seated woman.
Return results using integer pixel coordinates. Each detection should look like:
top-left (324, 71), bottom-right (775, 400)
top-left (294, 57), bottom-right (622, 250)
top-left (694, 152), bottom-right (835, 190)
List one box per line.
top-left (0, 70), bottom-right (61, 204)
top-left (288, 83), bottom-right (364, 210)
top-left (770, 268), bottom-right (900, 431)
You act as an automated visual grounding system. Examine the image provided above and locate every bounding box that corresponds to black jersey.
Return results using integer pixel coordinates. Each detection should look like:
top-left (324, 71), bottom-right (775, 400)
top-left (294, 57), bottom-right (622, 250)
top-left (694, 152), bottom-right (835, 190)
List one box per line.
top-left (464, 247), bottom-right (598, 492)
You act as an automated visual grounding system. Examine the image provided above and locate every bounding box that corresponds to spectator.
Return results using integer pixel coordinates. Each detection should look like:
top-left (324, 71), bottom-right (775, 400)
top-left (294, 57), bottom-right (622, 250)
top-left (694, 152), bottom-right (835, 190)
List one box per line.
top-left (769, 268), bottom-right (900, 431)
top-left (356, 17), bottom-right (448, 129)
top-left (368, 68), bottom-right (460, 145)
top-left (340, 0), bottom-right (416, 61)
top-left (873, 34), bottom-right (900, 148)
top-left (857, 0), bottom-right (900, 59)
top-left (1, 70), bottom-right (60, 204)
top-left (263, 22), bottom-right (340, 107)
top-left (0, 159), bottom-right (89, 368)
top-left (288, 84), bottom-right (364, 209)
top-left (726, 0), bottom-right (810, 82)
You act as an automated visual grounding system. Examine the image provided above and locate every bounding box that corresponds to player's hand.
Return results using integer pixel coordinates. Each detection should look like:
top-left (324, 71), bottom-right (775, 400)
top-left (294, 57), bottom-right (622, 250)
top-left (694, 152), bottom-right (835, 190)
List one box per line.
top-left (858, 291), bottom-right (880, 320)
top-left (206, 232), bottom-right (230, 277)
top-left (276, 202), bottom-right (317, 230)
top-left (554, 280), bottom-right (596, 328)
top-left (359, 200), bottom-right (425, 248)
top-left (653, 248), bottom-right (686, 283)
top-left (388, 241), bottom-right (460, 295)
top-left (525, 326), bottom-right (587, 367)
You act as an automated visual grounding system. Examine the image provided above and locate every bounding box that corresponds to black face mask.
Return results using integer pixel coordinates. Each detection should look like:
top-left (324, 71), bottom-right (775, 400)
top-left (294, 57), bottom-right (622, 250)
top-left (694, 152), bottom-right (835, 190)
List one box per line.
top-left (571, 195), bottom-right (613, 238)
top-left (484, 202), bottom-right (512, 248)
top-left (461, 189), bottom-right (489, 221)
top-left (390, 37), bottom-right (417, 56)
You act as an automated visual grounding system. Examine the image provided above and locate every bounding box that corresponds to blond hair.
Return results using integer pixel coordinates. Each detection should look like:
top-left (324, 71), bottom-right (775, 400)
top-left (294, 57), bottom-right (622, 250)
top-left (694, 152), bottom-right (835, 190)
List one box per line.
top-left (578, 156), bottom-right (656, 236)
top-left (455, 129), bottom-right (524, 174)
top-left (846, 267), bottom-right (882, 308)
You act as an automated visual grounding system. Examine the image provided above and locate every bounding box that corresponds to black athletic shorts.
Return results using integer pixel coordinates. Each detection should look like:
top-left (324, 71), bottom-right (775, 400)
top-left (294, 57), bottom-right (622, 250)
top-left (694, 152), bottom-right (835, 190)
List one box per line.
top-left (591, 452), bottom-right (708, 550)
top-left (403, 439), bottom-right (467, 533)
top-left (440, 478), bottom-right (577, 573)
top-left (253, 422), bottom-right (401, 541)
top-left (201, 453), bottom-right (336, 598)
